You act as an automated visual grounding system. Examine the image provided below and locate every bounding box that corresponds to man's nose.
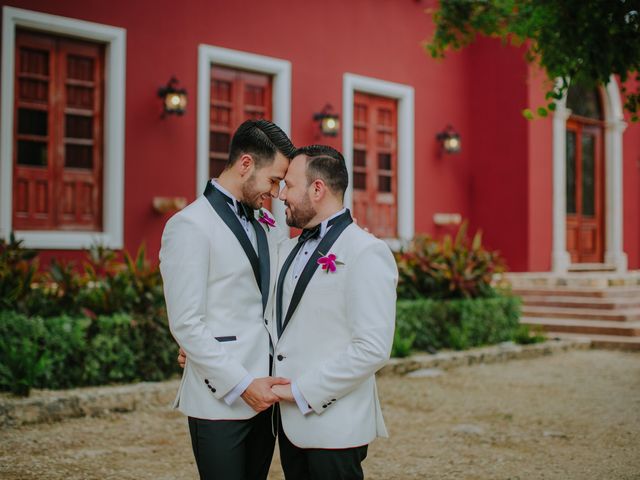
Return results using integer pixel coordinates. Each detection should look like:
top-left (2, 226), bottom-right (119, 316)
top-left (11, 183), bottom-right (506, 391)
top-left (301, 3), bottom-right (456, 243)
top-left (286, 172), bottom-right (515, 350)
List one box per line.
top-left (278, 187), bottom-right (287, 201)
top-left (270, 183), bottom-right (280, 198)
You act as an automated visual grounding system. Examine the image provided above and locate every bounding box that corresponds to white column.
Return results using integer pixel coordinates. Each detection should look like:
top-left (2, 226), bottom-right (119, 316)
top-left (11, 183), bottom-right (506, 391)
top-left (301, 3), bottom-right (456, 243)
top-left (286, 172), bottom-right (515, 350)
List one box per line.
top-left (604, 119), bottom-right (628, 272)
top-left (552, 103), bottom-right (572, 273)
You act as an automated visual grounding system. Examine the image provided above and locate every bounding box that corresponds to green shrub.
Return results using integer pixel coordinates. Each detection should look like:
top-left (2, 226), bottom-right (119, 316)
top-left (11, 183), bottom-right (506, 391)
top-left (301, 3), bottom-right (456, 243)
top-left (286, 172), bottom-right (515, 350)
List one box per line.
top-left (0, 311), bottom-right (48, 396)
top-left (395, 295), bottom-right (522, 352)
top-left (0, 234), bottom-right (40, 313)
top-left (395, 222), bottom-right (506, 300)
top-left (132, 312), bottom-right (181, 382)
top-left (0, 310), bottom-right (180, 396)
top-left (0, 238), bottom-right (165, 318)
top-left (391, 329), bottom-right (416, 358)
top-left (0, 239), bottom-right (180, 396)
top-left (36, 315), bottom-right (90, 389)
top-left (513, 323), bottom-right (547, 345)
top-left (84, 314), bottom-right (138, 384)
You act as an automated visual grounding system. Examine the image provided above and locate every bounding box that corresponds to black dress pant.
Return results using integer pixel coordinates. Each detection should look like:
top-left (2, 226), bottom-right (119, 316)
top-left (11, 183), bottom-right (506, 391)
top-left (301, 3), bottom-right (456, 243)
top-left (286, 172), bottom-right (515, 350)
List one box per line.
top-left (278, 419), bottom-right (368, 480)
top-left (188, 407), bottom-right (275, 480)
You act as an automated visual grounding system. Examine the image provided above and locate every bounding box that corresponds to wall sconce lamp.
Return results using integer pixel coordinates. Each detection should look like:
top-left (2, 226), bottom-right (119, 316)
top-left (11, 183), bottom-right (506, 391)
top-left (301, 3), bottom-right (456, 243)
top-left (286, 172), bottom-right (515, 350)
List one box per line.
top-left (436, 125), bottom-right (461, 154)
top-left (433, 213), bottom-right (462, 226)
top-left (313, 103), bottom-right (340, 137)
top-left (153, 196), bottom-right (188, 213)
top-left (158, 76), bottom-right (187, 117)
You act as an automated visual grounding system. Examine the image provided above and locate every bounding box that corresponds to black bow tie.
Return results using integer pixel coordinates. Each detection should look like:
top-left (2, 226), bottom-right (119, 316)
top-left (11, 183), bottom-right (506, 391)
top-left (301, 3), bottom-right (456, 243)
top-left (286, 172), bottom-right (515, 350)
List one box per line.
top-left (219, 190), bottom-right (254, 221)
top-left (298, 214), bottom-right (342, 244)
top-left (298, 224), bottom-right (321, 243)
top-left (236, 202), bottom-right (254, 221)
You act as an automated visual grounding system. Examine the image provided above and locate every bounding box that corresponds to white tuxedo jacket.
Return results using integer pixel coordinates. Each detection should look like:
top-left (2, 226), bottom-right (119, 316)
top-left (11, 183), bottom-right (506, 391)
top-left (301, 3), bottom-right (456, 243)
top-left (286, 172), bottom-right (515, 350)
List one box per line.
top-left (159, 187), bottom-right (278, 421)
top-left (270, 220), bottom-right (398, 449)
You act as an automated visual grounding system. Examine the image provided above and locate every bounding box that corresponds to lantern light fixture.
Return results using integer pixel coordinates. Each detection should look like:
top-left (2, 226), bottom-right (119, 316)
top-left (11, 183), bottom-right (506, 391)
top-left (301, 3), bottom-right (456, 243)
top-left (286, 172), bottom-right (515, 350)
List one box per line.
top-left (158, 76), bottom-right (187, 117)
top-left (436, 125), bottom-right (461, 154)
top-left (313, 103), bottom-right (340, 137)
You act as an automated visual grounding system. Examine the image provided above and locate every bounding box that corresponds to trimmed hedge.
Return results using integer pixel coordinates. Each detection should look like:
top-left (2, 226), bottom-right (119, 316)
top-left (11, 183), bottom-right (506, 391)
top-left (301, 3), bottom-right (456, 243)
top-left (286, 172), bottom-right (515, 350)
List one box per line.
top-left (0, 310), bottom-right (180, 396)
top-left (395, 295), bottom-right (522, 352)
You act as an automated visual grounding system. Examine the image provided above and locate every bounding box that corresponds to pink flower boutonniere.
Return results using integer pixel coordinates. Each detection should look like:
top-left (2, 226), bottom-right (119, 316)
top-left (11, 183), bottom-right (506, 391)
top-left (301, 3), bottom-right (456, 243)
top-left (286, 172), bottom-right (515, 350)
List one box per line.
top-left (258, 209), bottom-right (276, 230)
top-left (317, 252), bottom-right (345, 273)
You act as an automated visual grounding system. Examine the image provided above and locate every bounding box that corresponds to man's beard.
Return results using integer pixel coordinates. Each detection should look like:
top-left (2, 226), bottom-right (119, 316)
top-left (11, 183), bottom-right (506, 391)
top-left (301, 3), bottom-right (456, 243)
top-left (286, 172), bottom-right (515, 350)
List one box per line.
top-left (285, 193), bottom-right (316, 229)
top-left (240, 172), bottom-right (262, 210)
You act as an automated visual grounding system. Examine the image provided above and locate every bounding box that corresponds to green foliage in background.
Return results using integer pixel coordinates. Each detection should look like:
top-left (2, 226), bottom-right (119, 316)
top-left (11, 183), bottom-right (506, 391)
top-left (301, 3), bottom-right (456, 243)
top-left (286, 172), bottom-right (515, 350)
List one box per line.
top-left (395, 221), bottom-right (506, 300)
top-left (395, 295), bottom-right (526, 353)
top-left (0, 238), bottom-right (178, 397)
top-left (0, 311), bottom-right (180, 397)
top-left (425, 0), bottom-right (640, 121)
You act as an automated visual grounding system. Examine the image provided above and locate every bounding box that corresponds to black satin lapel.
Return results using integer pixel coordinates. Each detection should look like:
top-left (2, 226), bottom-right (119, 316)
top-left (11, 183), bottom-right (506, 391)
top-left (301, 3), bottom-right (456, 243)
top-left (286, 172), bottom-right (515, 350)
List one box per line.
top-left (203, 182), bottom-right (261, 289)
top-left (251, 218), bottom-right (270, 312)
top-left (276, 241), bottom-right (303, 338)
top-left (282, 211), bottom-right (353, 333)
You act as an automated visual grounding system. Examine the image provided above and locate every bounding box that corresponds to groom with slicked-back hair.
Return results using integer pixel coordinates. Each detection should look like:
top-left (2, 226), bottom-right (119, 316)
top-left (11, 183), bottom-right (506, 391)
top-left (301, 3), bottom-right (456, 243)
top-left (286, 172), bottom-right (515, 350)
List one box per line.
top-left (160, 119), bottom-right (296, 480)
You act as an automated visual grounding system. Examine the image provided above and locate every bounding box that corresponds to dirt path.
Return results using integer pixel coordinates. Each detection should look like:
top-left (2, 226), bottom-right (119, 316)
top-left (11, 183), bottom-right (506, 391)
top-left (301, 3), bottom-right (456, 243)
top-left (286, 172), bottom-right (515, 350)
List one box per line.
top-left (1, 349), bottom-right (639, 479)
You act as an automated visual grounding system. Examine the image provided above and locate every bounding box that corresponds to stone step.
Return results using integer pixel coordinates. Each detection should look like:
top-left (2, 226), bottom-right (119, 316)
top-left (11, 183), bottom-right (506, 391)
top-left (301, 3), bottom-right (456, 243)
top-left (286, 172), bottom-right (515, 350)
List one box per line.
top-left (521, 317), bottom-right (640, 337)
top-left (520, 295), bottom-right (640, 310)
top-left (512, 286), bottom-right (640, 299)
top-left (505, 271), bottom-right (640, 289)
top-left (543, 332), bottom-right (640, 351)
top-left (521, 306), bottom-right (640, 322)
top-left (567, 263), bottom-right (617, 273)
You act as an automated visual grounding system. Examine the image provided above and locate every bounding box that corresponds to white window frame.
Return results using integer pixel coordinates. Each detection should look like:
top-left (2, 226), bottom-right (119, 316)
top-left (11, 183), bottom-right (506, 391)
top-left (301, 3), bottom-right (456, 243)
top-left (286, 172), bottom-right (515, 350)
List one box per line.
top-left (197, 45), bottom-right (291, 230)
top-left (342, 73), bottom-right (415, 247)
top-left (0, 6), bottom-right (126, 249)
top-left (551, 76), bottom-right (627, 273)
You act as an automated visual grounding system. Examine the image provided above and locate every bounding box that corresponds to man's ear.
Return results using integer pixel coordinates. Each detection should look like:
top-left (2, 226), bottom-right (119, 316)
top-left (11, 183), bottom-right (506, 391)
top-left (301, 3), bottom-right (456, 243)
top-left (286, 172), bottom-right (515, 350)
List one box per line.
top-left (311, 179), bottom-right (326, 200)
top-left (238, 154), bottom-right (254, 176)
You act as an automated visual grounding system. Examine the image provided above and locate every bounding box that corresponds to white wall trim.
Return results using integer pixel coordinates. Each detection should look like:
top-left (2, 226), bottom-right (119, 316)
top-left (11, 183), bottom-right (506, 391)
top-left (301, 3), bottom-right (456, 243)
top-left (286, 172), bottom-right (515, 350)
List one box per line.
top-left (552, 76), bottom-right (627, 272)
top-left (0, 6), bottom-right (126, 249)
top-left (342, 73), bottom-right (415, 243)
top-left (197, 45), bottom-right (291, 232)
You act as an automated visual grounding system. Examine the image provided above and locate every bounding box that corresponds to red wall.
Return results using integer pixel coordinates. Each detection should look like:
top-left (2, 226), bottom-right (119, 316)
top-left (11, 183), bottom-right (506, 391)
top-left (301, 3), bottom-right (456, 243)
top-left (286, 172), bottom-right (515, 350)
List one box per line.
top-left (526, 65), bottom-right (554, 272)
top-left (2, 0), bottom-right (639, 271)
top-left (466, 38), bottom-right (530, 271)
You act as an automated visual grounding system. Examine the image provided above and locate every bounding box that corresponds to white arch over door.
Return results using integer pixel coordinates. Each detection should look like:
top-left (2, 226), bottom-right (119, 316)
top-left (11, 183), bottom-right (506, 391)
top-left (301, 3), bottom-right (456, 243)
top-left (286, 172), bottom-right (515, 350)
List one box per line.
top-left (551, 76), bottom-right (627, 273)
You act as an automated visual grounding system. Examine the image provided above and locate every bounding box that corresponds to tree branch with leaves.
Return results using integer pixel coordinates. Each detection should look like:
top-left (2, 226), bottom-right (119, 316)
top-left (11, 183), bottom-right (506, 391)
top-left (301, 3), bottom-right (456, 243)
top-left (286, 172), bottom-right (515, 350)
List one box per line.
top-left (425, 0), bottom-right (640, 121)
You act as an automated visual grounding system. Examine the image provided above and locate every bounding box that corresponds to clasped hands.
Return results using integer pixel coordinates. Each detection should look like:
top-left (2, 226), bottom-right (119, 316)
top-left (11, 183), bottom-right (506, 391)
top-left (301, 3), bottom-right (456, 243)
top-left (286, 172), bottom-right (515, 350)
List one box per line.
top-left (178, 348), bottom-right (294, 412)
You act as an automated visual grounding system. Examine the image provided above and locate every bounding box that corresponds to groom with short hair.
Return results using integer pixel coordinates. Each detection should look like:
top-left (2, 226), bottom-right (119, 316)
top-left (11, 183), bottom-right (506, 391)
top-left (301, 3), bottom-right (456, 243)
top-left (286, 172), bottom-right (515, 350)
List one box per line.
top-left (160, 119), bottom-right (295, 480)
top-left (270, 145), bottom-right (398, 479)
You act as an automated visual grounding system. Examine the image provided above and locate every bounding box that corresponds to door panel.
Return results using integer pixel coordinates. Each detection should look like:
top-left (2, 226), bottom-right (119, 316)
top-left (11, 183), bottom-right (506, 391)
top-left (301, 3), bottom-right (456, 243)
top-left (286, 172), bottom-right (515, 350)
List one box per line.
top-left (565, 120), bottom-right (604, 263)
top-left (352, 92), bottom-right (397, 238)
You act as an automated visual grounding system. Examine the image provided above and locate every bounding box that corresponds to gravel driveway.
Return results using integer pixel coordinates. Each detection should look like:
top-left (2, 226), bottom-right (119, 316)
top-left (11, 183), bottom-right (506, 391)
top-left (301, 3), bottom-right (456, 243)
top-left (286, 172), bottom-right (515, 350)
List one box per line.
top-left (1, 349), bottom-right (638, 479)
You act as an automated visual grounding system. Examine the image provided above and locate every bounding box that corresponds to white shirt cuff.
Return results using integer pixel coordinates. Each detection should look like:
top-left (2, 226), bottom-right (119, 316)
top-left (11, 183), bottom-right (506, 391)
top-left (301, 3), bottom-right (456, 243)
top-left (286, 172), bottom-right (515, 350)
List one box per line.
top-left (223, 374), bottom-right (253, 405)
top-left (291, 381), bottom-right (313, 415)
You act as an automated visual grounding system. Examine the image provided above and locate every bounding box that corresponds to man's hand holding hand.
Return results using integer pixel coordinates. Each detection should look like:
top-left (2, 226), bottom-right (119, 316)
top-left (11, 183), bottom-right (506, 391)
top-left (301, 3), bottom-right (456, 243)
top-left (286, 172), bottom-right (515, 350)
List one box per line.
top-left (271, 384), bottom-right (294, 402)
top-left (177, 348), bottom-right (186, 368)
top-left (241, 377), bottom-right (290, 412)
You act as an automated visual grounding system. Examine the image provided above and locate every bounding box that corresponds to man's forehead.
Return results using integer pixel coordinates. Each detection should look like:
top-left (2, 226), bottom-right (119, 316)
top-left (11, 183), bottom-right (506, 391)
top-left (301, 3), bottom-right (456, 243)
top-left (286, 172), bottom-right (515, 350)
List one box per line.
top-left (288, 155), bottom-right (307, 172)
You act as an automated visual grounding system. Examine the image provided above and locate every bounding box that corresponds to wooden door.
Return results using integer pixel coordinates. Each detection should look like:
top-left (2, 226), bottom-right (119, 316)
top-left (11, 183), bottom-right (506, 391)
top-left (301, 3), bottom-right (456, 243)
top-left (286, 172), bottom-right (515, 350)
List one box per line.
top-left (565, 119), bottom-right (604, 263)
top-left (57, 38), bottom-right (104, 230)
top-left (13, 30), bottom-right (104, 232)
top-left (352, 92), bottom-right (397, 238)
top-left (13, 31), bottom-right (55, 230)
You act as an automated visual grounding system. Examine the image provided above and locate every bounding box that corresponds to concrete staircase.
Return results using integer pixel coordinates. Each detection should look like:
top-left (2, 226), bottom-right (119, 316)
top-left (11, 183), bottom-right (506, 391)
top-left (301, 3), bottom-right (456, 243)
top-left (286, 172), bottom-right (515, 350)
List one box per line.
top-left (505, 271), bottom-right (640, 351)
